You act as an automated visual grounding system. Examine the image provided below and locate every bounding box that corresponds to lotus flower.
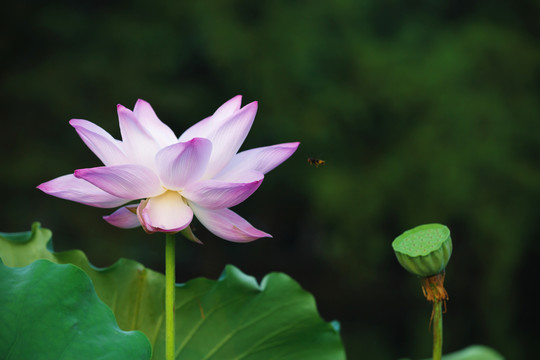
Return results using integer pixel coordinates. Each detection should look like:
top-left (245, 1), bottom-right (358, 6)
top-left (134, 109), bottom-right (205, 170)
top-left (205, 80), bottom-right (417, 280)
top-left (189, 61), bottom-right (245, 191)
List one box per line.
top-left (37, 96), bottom-right (299, 242)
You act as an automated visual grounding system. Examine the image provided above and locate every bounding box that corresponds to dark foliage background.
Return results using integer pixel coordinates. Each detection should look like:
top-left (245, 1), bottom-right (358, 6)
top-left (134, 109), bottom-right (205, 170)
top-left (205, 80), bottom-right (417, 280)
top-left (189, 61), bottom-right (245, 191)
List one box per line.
top-left (1, 1), bottom-right (539, 358)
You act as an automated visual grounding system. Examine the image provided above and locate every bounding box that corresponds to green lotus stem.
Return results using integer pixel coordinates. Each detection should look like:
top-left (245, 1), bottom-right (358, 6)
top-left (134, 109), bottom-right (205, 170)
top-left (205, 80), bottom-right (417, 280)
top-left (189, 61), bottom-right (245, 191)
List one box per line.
top-left (432, 299), bottom-right (443, 360)
top-left (392, 224), bottom-right (451, 360)
top-left (165, 233), bottom-right (176, 360)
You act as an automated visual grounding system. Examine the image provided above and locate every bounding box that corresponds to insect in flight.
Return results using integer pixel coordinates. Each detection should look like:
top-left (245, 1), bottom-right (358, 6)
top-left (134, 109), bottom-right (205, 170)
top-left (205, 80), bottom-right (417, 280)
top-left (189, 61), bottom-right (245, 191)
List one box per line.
top-left (307, 157), bottom-right (325, 167)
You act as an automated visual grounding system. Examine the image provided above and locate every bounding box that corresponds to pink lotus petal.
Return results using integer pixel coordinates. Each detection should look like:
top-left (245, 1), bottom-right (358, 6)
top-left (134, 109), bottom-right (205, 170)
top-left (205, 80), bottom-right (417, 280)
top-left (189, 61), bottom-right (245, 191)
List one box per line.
top-left (203, 101), bottom-right (258, 178)
top-left (216, 142), bottom-right (300, 181)
top-left (103, 205), bottom-right (140, 228)
top-left (189, 202), bottom-right (271, 242)
top-left (138, 191), bottom-right (193, 233)
top-left (117, 104), bottom-right (161, 169)
top-left (70, 119), bottom-right (128, 166)
top-left (133, 99), bottom-right (178, 148)
top-left (183, 171), bottom-right (263, 209)
top-left (179, 95), bottom-right (243, 143)
top-left (155, 137), bottom-right (212, 190)
top-left (212, 95), bottom-right (243, 120)
top-left (37, 174), bottom-right (129, 208)
top-left (74, 164), bottom-right (164, 200)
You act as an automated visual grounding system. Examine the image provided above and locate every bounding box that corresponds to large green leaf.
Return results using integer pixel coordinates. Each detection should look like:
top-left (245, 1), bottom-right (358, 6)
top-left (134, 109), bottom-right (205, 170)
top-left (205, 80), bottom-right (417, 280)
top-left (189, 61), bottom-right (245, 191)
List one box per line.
top-left (439, 345), bottom-right (504, 360)
top-left (0, 259), bottom-right (152, 360)
top-left (398, 345), bottom-right (505, 360)
top-left (0, 223), bottom-right (345, 359)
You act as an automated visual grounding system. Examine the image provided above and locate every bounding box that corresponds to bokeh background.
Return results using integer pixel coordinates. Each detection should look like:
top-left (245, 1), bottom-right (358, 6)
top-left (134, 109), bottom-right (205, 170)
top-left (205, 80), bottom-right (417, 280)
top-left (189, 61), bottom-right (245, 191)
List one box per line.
top-left (2, 1), bottom-right (539, 358)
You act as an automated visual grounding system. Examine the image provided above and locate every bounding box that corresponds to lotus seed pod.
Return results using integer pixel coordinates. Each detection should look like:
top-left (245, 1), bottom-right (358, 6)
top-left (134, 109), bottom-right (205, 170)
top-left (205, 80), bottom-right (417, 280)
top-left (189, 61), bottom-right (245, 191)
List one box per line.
top-left (392, 224), bottom-right (452, 277)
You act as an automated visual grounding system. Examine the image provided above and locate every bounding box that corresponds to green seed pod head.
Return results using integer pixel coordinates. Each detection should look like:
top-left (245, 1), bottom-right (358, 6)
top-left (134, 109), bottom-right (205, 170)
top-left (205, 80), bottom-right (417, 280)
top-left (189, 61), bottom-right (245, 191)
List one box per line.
top-left (392, 223), bottom-right (452, 277)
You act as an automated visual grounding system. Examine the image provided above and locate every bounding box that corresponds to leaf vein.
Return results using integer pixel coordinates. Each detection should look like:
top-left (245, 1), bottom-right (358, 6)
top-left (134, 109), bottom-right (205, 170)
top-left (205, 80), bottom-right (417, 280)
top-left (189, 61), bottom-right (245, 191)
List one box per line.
top-left (204, 298), bottom-right (305, 359)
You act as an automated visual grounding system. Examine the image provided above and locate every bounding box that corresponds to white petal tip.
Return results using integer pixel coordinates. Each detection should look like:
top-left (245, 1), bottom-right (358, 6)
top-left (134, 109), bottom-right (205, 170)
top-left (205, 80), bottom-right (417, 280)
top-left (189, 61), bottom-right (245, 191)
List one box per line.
top-left (224, 224), bottom-right (272, 243)
top-left (117, 104), bottom-right (129, 112)
top-left (230, 94), bottom-right (242, 103)
top-left (244, 101), bottom-right (258, 110)
top-left (135, 98), bottom-right (150, 108)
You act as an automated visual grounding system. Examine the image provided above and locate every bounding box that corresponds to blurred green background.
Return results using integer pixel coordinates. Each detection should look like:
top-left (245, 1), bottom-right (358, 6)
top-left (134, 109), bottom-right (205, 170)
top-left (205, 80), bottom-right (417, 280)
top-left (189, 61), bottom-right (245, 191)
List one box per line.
top-left (1, 0), bottom-right (539, 358)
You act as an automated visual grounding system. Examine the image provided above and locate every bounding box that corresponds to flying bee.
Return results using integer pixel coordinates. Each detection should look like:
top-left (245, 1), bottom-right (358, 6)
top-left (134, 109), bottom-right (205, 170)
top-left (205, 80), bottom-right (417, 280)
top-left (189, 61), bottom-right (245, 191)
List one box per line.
top-left (307, 157), bottom-right (325, 167)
